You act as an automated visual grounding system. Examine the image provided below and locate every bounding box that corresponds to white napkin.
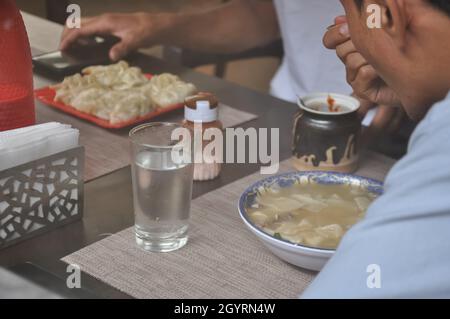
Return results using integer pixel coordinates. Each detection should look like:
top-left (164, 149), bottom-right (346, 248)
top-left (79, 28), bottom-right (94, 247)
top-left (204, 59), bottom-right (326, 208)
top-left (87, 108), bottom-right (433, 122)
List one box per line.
top-left (0, 122), bottom-right (79, 171)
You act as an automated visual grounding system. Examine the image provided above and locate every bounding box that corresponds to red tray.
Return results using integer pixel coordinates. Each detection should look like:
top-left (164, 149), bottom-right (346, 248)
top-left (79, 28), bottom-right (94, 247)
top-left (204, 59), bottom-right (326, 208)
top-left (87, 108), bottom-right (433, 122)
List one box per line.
top-left (34, 74), bottom-right (185, 129)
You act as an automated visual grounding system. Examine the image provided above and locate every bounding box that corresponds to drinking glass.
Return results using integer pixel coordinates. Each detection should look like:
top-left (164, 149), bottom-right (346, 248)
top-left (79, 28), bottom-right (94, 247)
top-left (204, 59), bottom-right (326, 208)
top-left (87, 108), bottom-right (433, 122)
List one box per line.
top-left (129, 122), bottom-right (193, 252)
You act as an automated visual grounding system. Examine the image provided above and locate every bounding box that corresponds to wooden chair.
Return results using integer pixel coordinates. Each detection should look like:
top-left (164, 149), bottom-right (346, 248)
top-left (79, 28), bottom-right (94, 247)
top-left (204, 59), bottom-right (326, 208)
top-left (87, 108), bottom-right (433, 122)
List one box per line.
top-left (163, 40), bottom-right (284, 78)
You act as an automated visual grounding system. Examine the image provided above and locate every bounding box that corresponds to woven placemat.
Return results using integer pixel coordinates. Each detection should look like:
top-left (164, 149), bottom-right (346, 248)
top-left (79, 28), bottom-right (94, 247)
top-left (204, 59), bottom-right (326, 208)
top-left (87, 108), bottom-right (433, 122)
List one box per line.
top-left (35, 92), bottom-right (258, 182)
top-left (62, 153), bottom-right (395, 299)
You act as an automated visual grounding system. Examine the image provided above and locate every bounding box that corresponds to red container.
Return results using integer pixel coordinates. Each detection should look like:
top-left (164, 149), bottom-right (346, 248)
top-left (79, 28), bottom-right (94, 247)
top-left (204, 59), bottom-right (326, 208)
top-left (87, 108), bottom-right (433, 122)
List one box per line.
top-left (0, 0), bottom-right (35, 131)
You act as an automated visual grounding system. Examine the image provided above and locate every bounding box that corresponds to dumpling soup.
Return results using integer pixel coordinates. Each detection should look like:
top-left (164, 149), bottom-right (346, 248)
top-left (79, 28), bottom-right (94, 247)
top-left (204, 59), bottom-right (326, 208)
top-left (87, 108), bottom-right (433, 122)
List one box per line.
top-left (247, 181), bottom-right (378, 250)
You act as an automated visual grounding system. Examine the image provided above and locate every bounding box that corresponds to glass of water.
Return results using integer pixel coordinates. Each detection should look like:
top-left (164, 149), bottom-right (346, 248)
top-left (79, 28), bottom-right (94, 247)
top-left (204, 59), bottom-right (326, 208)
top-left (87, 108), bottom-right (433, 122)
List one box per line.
top-left (129, 122), bottom-right (193, 252)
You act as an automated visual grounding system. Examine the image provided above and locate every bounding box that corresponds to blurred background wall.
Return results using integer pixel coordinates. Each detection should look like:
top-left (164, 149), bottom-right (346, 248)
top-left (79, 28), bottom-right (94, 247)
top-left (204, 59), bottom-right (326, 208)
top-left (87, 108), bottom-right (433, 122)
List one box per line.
top-left (16, 0), bottom-right (280, 94)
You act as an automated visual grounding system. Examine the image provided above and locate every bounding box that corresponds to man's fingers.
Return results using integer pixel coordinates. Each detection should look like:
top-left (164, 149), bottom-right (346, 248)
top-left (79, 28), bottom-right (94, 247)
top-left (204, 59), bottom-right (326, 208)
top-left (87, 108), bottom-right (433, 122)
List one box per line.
top-left (334, 15), bottom-right (347, 25)
top-left (323, 23), bottom-right (350, 49)
top-left (60, 17), bottom-right (97, 49)
top-left (335, 39), bottom-right (357, 62)
top-left (60, 17), bottom-right (113, 50)
top-left (109, 40), bottom-right (131, 61)
top-left (345, 52), bottom-right (369, 84)
top-left (350, 65), bottom-right (379, 101)
top-left (60, 17), bottom-right (91, 40)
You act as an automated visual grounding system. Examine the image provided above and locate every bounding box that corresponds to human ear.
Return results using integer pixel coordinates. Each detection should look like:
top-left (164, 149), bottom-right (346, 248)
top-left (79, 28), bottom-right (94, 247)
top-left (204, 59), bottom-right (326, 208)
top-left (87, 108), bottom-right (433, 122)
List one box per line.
top-left (380, 0), bottom-right (408, 49)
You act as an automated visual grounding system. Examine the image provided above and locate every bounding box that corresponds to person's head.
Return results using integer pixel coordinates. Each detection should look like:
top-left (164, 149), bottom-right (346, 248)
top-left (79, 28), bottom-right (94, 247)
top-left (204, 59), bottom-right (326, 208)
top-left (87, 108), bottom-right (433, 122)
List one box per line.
top-left (340, 0), bottom-right (450, 120)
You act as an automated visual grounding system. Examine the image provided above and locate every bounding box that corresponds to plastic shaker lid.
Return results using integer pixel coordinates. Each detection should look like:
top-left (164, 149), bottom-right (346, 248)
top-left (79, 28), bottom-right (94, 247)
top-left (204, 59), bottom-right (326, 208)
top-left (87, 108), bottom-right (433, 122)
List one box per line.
top-left (184, 92), bottom-right (219, 123)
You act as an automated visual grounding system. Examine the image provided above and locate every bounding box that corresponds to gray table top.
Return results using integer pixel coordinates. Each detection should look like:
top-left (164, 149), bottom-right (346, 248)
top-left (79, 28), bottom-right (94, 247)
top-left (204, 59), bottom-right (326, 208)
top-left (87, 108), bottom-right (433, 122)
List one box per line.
top-left (0, 267), bottom-right (59, 299)
top-left (2, 13), bottom-right (299, 296)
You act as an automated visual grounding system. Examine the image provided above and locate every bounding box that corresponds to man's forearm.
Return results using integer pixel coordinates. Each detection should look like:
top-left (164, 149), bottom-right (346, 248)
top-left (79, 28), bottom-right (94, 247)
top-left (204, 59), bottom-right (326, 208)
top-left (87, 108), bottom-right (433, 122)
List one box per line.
top-left (156, 0), bottom-right (280, 54)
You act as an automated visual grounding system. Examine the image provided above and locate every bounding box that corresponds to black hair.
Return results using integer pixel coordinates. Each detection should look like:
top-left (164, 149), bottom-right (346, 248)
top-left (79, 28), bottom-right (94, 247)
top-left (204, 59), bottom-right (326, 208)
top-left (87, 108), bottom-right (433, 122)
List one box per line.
top-left (354, 0), bottom-right (450, 16)
top-left (430, 0), bottom-right (450, 16)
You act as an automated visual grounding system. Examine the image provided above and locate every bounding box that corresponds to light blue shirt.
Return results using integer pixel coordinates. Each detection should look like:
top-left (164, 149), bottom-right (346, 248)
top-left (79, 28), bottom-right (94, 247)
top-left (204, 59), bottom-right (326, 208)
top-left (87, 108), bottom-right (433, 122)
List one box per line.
top-left (302, 92), bottom-right (450, 298)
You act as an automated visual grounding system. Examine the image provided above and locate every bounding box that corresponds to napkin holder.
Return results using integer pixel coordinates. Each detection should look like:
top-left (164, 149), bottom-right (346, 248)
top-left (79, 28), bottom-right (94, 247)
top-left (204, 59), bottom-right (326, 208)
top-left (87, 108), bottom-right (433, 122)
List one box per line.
top-left (0, 146), bottom-right (84, 249)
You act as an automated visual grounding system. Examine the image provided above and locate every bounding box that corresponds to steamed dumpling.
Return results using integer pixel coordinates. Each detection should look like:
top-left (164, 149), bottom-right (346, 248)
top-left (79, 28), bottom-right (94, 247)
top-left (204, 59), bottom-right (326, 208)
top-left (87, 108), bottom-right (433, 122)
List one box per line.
top-left (148, 73), bottom-right (197, 108)
top-left (52, 61), bottom-right (197, 123)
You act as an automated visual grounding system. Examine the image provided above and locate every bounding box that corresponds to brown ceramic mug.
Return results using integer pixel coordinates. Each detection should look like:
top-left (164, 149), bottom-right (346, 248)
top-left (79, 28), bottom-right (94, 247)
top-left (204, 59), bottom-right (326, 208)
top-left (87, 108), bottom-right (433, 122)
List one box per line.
top-left (292, 93), bottom-right (361, 173)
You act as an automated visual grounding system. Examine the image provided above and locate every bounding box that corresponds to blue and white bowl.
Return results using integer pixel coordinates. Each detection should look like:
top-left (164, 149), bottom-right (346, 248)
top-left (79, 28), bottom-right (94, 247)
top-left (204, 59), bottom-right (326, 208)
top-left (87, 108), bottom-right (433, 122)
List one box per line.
top-left (238, 171), bottom-right (383, 271)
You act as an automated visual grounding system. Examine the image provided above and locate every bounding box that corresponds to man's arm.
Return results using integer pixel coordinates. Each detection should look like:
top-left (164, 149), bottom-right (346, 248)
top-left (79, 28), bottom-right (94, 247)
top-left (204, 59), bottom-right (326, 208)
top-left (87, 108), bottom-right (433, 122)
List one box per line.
top-left (165, 0), bottom-right (280, 53)
top-left (60, 0), bottom-right (280, 61)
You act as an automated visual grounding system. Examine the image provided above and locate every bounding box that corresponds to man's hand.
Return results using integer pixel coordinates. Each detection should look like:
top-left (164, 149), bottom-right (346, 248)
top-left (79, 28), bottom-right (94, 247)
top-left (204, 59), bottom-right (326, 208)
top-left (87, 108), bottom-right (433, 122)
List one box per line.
top-left (60, 12), bottom-right (174, 61)
top-left (59, 1), bottom-right (279, 60)
top-left (323, 16), bottom-right (406, 141)
top-left (358, 99), bottom-right (406, 144)
top-left (323, 17), bottom-right (401, 108)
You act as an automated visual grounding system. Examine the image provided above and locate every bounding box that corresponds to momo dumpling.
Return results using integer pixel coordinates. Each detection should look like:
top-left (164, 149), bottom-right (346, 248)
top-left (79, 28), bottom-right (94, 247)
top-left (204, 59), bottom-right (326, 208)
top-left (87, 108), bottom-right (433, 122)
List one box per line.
top-left (52, 61), bottom-right (197, 124)
top-left (148, 73), bottom-right (197, 108)
top-left (248, 182), bottom-right (378, 249)
top-left (70, 88), bottom-right (107, 113)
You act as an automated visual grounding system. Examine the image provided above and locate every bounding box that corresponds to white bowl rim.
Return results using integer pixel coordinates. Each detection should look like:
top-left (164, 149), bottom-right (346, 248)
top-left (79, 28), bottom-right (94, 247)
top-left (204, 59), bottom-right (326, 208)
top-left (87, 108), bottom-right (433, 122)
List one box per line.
top-left (298, 92), bottom-right (360, 116)
top-left (238, 170), bottom-right (383, 254)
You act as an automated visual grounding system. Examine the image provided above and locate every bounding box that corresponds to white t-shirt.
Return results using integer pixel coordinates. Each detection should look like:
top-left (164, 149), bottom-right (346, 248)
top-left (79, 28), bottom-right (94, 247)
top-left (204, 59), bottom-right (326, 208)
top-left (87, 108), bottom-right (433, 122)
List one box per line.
top-left (271, 0), bottom-right (351, 102)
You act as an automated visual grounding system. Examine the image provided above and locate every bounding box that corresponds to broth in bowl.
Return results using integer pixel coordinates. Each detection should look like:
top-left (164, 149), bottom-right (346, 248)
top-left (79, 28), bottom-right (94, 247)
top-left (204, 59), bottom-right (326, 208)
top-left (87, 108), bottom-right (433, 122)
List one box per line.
top-left (247, 182), bottom-right (377, 250)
